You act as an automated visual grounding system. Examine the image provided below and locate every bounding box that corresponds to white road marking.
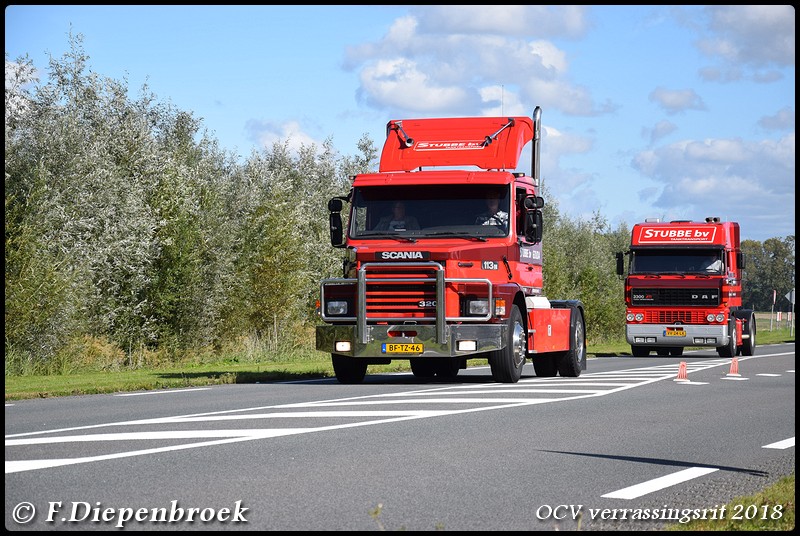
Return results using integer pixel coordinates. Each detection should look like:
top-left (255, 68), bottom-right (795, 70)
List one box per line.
top-left (601, 467), bottom-right (719, 500)
top-left (763, 437), bottom-right (795, 449)
top-left (115, 387), bottom-right (212, 396)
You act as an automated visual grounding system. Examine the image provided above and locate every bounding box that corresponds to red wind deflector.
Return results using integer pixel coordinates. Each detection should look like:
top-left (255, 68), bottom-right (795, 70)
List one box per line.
top-left (379, 115), bottom-right (534, 172)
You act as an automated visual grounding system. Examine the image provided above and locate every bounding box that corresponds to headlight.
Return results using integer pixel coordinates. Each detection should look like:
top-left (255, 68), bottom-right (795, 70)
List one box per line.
top-left (707, 313), bottom-right (716, 322)
top-left (626, 313), bottom-right (635, 322)
top-left (326, 300), bottom-right (349, 316)
top-left (635, 313), bottom-right (644, 322)
top-left (468, 299), bottom-right (489, 315)
top-left (715, 313), bottom-right (725, 322)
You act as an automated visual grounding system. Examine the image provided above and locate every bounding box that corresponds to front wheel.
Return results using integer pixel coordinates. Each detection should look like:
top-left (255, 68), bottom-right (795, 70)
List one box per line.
top-left (489, 305), bottom-right (526, 383)
top-left (435, 357), bottom-right (461, 379)
top-left (410, 358), bottom-right (437, 379)
top-left (717, 320), bottom-right (737, 358)
top-left (332, 354), bottom-right (367, 384)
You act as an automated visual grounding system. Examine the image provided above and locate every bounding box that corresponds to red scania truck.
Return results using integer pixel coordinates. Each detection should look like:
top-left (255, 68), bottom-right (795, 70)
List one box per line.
top-left (316, 107), bottom-right (587, 383)
top-left (616, 217), bottom-right (756, 357)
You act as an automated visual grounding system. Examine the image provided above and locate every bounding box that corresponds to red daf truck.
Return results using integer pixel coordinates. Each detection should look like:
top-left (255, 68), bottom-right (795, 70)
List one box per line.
top-left (616, 218), bottom-right (756, 357)
top-left (316, 107), bottom-right (587, 383)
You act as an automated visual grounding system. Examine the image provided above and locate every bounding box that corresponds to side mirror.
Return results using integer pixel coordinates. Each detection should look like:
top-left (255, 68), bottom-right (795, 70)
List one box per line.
top-left (616, 252), bottom-right (625, 276)
top-left (737, 252), bottom-right (745, 270)
top-left (525, 210), bottom-right (543, 244)
top-left (328, 197), bottom-right (345, 247)
top-left (328, 198), bottom-right (343, 212)
top-left (329, 213), bottom-right (343, 247)
top-left (524, 196), bottom-right (545, 210)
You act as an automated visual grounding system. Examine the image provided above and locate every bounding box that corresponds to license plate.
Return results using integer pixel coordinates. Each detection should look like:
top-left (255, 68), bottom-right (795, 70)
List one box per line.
top-left (382, 343), bottom-right (423, 354)
top-left (664, 327), bottom-right (686, 337)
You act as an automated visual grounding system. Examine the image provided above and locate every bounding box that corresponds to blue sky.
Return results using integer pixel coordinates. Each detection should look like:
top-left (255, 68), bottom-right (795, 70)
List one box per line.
top-left (5, 5), bottom-right (795, 242)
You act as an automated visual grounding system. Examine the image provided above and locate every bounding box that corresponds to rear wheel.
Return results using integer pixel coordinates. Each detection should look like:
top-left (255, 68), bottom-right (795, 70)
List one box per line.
top-left (332, 354), bottom-right (367, 384)
top-left (656, 348), bottom-right (670, 356)
top-left (557, 308), bottom-right (585, 377)
top-left (741, 315), bottom-right (756, 356)
top-left (533, 354), bottom-right (557, 377)
top-left (489, 305), bottom-right (526, 383)
top-left (669, 347), bottom-right (684, 357)
top-left (631, 345), bottom-right (650, 357)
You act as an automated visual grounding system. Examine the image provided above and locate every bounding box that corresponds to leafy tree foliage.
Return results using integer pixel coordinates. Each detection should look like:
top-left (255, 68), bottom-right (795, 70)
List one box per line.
top-left (741, 236), bottom-right (796, 311)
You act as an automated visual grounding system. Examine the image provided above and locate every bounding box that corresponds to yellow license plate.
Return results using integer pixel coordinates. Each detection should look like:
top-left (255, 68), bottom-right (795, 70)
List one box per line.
top-left (665, 328), bottom-right (686, 337)
top-left (382, 343), bottom-right (423, 354)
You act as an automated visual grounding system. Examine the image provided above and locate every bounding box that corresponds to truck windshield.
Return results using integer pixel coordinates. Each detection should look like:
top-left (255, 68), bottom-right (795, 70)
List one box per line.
top-left (630, 249), bottom-right (725, 274)
top-left (349, 185), bottom-right (511, 239)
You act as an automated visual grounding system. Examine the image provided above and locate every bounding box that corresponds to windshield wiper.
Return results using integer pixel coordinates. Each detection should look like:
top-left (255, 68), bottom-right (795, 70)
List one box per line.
top-left (423, 231), bottom-right (487, 242)
top-left (357, 231), bottom-right (417, 243)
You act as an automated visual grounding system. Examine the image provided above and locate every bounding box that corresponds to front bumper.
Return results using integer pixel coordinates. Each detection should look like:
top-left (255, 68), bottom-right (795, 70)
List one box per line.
top-left (316, 323), bottom-right (506, 359)
top-left (625, 324), bottom-right (730, 348)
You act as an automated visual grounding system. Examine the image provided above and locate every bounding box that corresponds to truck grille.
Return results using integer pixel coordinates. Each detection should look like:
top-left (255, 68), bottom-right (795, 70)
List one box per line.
top-left (365, 266), bottom-right (438, 319)
top-left (630, 287), bottom-right (720, 307)
top-left (644, 310), bottom-right (708, 324)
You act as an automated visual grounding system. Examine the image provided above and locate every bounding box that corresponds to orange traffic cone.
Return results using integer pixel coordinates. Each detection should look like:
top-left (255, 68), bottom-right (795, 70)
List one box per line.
top-left (674, 361), bottom-right (689, 382)
top-left (727, 357), bottom-right (741, 377)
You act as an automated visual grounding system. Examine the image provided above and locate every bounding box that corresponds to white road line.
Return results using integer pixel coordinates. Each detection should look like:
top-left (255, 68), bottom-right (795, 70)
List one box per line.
top-left (601, 467), bottom-right (719, 500)
top-left (115, 387), bottom-right (212, 396)
top-left (756, 373), bottom-right (781, 377)
top-left (763, 437), bottom-right (795, 449)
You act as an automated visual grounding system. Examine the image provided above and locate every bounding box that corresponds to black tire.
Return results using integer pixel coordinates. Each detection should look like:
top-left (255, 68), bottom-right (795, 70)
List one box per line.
top-left (717, 319), bottom-right (737, 358)
top-left (669, 347), bottom-right (684, 357)
top-left (741, 315), bottom-right (756, 356)
top-left (557, 308), bottom-right (585, 377)
top-left (656, 348), bottom-right (670, 356)
top-left (631, 345), bottom-right (650, 357)
top-left (489, 305), bottom-right (526, 383)
top-left (410, 358), bottom-right (437, 379)
top-left (332, 354), bottom-right (367, 384)
top-left (533, 354), bottom-right (558, 377)
top-left (435, 357), bottom-right (461, 379)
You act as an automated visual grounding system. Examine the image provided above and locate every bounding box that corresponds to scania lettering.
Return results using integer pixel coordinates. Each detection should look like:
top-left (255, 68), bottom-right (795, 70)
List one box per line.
top-left (616, 217), bottom-right (755, 358)
top-left (316, 108), bottom-right (587, 383)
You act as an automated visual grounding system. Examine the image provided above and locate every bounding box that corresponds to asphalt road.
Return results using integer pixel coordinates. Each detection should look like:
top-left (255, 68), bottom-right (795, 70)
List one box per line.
top-left (5, 343), bottom-right (795, 531)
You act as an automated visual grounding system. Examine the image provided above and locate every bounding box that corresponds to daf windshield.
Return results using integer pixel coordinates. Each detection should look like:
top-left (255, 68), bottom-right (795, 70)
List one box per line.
top-left (349, 185), bottom-right (511, 239)
top-left (630, 248), bottom-right (725, 274)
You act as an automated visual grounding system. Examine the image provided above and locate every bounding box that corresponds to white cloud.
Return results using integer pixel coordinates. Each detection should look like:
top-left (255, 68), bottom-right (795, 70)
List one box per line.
top-left (648, 87), bottom-right (706, 115)
top-left (758, 107), bottom-right (795, 131)
top-left (245, 120), bottom-right (320, 155)
top-left (631, 134), bottom-right (795, 239)
top-left (643, 120), bottom-right (678, 145)
top-left (344, 6), bottom-right (605, 118)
